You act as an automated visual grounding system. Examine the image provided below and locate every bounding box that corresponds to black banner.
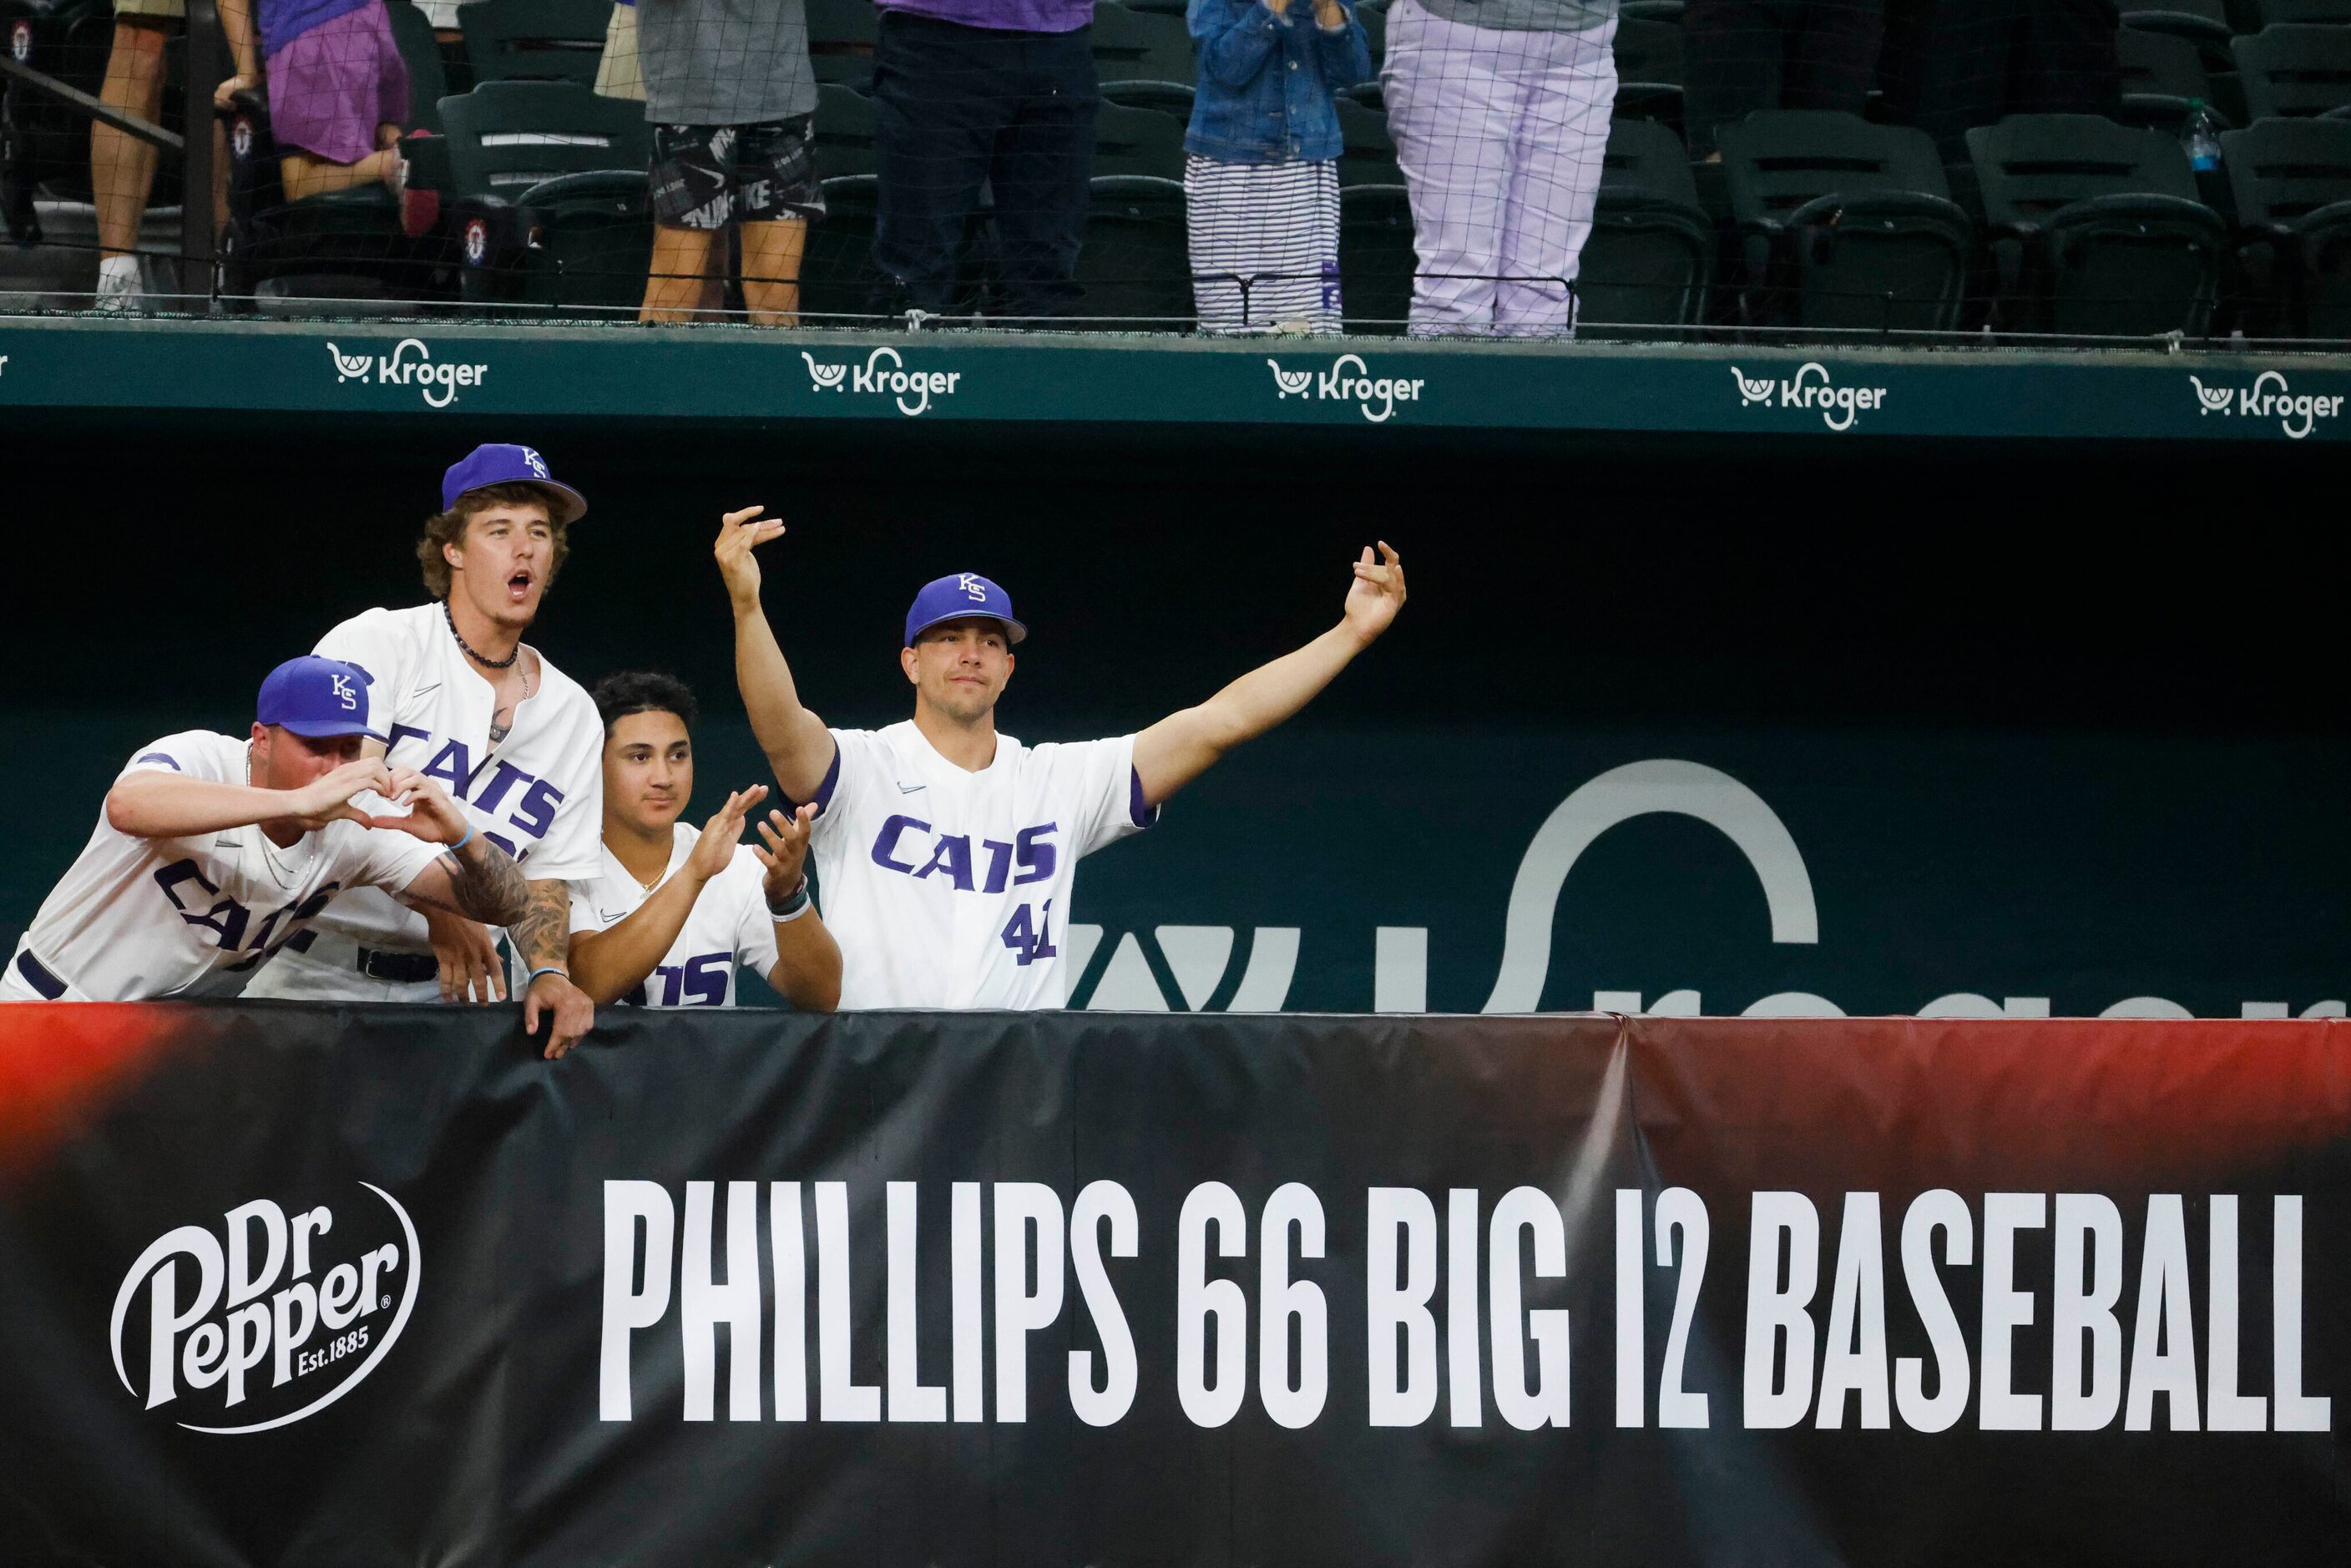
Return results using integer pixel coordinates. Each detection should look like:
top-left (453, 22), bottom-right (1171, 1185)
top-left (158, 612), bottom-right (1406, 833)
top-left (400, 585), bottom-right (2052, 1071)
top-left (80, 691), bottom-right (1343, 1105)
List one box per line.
top-left (3, 1005), bottom-right (2346, 1565)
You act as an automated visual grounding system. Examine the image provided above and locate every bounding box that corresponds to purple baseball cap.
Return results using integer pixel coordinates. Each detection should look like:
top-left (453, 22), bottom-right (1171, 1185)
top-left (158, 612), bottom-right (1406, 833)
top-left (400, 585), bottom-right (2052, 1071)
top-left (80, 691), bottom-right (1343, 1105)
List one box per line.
top-left (441, 443), bottom-right (587, 524)
top-left (256, 655), bottom-right (385, 741)
top-left (905, 573), bottom-right (1027, 647)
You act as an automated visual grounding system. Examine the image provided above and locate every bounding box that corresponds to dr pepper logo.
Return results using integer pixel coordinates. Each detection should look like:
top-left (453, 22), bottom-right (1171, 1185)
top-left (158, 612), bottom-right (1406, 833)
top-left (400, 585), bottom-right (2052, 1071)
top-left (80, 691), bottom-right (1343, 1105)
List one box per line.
top-left (109, 1183), bottom-right (419, 1434)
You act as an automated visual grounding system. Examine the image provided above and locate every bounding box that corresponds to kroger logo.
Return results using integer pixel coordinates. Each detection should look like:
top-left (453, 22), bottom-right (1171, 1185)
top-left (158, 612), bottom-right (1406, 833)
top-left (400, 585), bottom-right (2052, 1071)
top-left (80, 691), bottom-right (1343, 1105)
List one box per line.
top-left (326, 338), bottom-right (489, 409)
top-left (1731, 362), bottom-right (1888, 432)
top-left (801, 346), bottom-right (963, 417)
top-left (2189, 370), bottom-right (2344, 440)
top-left (109, 1182), bottom-right (419, 1434)
top-left (1267, 354), bottom-right (1426, 423)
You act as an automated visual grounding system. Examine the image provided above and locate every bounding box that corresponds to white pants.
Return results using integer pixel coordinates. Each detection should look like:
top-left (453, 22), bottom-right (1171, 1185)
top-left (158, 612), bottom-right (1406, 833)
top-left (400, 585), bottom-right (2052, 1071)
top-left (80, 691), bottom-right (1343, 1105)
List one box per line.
top-left (242, 936), bottom-right (442, 1004)
top-left (1382, 0), bottom-right (1617, 336)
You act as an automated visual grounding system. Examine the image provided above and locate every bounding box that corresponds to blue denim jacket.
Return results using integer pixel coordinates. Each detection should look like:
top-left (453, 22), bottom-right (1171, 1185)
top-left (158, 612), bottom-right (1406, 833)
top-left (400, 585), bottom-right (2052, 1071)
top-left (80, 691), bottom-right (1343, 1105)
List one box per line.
top-left (1183, 0), bottom-right (1373, 165)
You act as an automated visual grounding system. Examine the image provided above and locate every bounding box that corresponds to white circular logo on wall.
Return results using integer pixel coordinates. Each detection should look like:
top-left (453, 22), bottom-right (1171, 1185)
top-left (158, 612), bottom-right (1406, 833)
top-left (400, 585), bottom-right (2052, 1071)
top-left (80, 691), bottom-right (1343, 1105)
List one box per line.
top-left (109, 1182), bottom-right (421, 1434)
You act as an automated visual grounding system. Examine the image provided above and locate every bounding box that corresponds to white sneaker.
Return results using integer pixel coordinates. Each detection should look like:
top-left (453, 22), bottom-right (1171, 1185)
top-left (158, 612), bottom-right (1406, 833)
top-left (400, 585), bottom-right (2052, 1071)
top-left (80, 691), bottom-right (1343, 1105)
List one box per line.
top-left (94, 255), bottom-right (142, 312)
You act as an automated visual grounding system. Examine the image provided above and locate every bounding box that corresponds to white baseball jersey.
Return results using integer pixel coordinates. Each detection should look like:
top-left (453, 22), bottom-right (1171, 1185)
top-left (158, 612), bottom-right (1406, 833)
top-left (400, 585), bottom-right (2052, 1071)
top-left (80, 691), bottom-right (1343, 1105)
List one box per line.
top-left (805, 721), bottom-right (1154, 1009)
top-left (2, 732), bottom-right (447, 1002)
top-left (569, 824), bottom-right (780, 1008)
top-left (269, 604), bottom-right (604, 957)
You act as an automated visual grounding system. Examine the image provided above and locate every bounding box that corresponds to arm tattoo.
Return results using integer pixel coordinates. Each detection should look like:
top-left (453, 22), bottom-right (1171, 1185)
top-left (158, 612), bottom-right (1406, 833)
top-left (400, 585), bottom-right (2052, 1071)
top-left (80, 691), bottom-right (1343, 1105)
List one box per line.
top-left (508, 879), bottom-right (574, 970)
top-left (437, 837), bottom-right (530, 926)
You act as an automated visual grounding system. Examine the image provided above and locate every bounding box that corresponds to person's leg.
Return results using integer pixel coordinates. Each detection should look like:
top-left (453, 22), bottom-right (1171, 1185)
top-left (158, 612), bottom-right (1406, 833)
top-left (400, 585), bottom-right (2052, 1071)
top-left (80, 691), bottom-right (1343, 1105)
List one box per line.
top-left (2013, 0), bottom-right (2121, 117)
top-left (91, 18), bottom-right (169, 269)
top-left (1782, 0), bottom-right (1887, 114)
top-left (871, 13), bottom-right (1008, 315)
top-left (278, 147), bottom-right (402, 200)
top-left (733, 116), bottom-right (822, 326)
top-left (1494, 14), bottom-right (1616, 335)
top-left (989, 25), bottom-right (1096, 320)
top-left (1383, 0), bottom-right (1515, 335)
top-left (1878, 0), bottom-right (2022, 156)
top-left (642, 225), bottom-right (724, 320)
top-left (1682, 0), bottom-right (1777, 158)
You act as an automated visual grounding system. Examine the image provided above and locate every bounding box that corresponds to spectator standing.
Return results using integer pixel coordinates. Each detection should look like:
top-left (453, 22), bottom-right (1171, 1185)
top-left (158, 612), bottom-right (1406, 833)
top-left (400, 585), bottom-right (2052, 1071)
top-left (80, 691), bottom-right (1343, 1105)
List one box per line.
top-left (636, 0), bottom-right (823, 325)
top-left (868, 0), bottom-right (1097, 321)
top-left (88, 1), bottom-right (236, 308)
top-left (1683, 0), bottom-right (1886, 159)
top-left (1382, 0), bottom-right (1620, 336)
top-left (215, 0), bottom-right (415, 204)
top-left (1880, 0), bottom-right (2121, 158)
top-left (1183, 0), bottom-right (1372, 334)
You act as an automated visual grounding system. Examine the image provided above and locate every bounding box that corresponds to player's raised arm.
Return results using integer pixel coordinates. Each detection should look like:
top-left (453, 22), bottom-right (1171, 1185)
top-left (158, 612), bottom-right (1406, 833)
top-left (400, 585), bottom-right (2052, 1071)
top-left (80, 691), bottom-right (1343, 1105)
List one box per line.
top-left (1132, 542), bottom-right (1405, 807)
top-left (570, 786), bottom-right (767, 1004)
top-left (106, 754), bottom-right (391, 838)
top-left (715, 507), bottom-right (837, 804)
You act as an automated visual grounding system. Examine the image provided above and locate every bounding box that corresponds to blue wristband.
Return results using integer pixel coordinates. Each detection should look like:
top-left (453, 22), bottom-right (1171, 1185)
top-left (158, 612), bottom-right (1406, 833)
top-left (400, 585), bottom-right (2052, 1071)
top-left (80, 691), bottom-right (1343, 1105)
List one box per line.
top-left (450, 822), bottom-right (475, 853)
top-left (528, 965), bottom-right (568, 985)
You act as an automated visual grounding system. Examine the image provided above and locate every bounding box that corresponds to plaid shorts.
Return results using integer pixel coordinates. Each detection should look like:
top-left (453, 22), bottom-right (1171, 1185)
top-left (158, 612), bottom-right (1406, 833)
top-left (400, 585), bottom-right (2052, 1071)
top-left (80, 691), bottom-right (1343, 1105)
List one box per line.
top-left (647, 117), bottom-right (823, 230)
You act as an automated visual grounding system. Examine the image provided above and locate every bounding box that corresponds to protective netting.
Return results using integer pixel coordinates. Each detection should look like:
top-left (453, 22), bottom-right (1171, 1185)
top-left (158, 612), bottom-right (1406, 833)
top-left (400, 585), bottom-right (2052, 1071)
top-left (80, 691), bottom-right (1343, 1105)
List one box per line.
top-left (4, 0), bottom-right (2351, 337)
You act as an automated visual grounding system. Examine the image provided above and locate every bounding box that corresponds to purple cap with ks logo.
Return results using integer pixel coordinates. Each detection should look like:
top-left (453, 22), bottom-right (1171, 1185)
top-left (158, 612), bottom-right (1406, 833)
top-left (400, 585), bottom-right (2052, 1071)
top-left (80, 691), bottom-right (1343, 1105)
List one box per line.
top-left (905, 573), bottom-right (1028, 648)
top-left (440, 443), bottom-right (588, 524)
top-left (256, 655), bottom-right (386, 741)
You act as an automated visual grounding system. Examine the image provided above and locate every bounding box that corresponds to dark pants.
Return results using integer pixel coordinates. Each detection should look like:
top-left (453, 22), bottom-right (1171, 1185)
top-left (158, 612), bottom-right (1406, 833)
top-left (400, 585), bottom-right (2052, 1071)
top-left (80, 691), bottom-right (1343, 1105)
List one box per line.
top-left (1684, 0), bottom-right (1888, 158)
top-left (1880, 0), bottom-right (2121, 157)
top-left (870, 10), bottom-right (1098, 318)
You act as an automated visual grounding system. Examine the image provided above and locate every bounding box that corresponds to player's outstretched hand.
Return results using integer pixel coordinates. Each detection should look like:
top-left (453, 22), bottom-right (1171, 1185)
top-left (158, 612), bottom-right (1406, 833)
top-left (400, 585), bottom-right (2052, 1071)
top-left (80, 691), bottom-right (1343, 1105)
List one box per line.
top-left (288, 758), bottom-right (396, 829)
top-left (524, 969), bottom-right (595, 1060)
top-left (685, 786), bottom-right (770, 883)
top-left (714, 505), bottom-right (786, 604)
top-left (1341, 541), bottom-right (1406, 645)
top-left (752, 802), bottom-right (818, 902)
top-left (425, 907), bottom-right (508, 1004)
top-left (367, 766), bottom-right (473, 845)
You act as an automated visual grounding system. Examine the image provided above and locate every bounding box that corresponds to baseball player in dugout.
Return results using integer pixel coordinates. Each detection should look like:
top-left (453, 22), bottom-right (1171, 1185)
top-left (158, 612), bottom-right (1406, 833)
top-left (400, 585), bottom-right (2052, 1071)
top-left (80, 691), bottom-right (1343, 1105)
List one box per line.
top-left (2, 657), bottom-right (530, 1003)
top-left (243, 444), bottom-right (607, 1059)
top-left (715, 508), bottom-right (1407, 1009)
top-left (565, 672), bottom-right (842, 1011)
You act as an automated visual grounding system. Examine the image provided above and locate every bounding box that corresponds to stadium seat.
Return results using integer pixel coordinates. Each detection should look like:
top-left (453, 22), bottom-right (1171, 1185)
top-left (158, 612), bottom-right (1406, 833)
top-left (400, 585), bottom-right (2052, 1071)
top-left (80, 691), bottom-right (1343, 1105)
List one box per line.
top-left (1337, 180), bottom-right (1415, 332)
top-left (2254, 0), bottom-right (2351, 23)
top-left (2234, 24), bottom-right (2351, 119)
top-left (1090, 4), bottom-right (1196, 99)
top-left (1611, 16), bottom-right (1685, 128)
top-left (1581, 115), bottom-right (1714, 328)
top-left (1620, 0), bottom-right (1685, 18)
top-left (799, 171), bottom-right (882, 321)
top-left (1091, 99), bottom-right (1186, 180)
top-left (1967, 113), bottom-right (2226, 336)
top-left (806, 0), bottom-right (878, 89)
top-left (814, 83), bottom-right (878, 179)
top-left (1335, 97), bottom-right (1401, 185)
top-left (1719, 110), bottom-right (1973, 330)
top-left (1358, 0), bottom-right (1388, 70)
top-left (1100, 80), bottom-right (1196, 117)
top-left (2119, 27), bottom-right (2222, 135)
top-left (387, 0), bottom-right (453, 135)
top-left (2119, 0), bottom-right (2234, 52)
top-left (1074, 172), bottom-right (1192, 329)
top-left (439, 80), bottom-right (651, 311)
top-left (460, 0), bottom-right (609, 89)
top-left (2222, 115), bottom-right (2351, 332)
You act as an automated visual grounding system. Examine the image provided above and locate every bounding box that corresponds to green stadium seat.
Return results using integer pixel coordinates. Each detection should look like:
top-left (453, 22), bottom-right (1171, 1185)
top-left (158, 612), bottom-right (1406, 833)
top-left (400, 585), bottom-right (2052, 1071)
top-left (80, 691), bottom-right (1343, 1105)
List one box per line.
top-left (1719, 110), bottom-right (1973, 331)
top-left (2120, 27), bottom-right (2222, 135)
top-left (2255, 0), bottom-right (2351, 23)
top-left (814, 82), bottom-right (878, 179)
top-left (2234, 24), bottom-right (2351, 119)
top-left (1620, 0), bottom-right (1685, 18)
top-left (800, 171), bottom-right (882, 321)
top-left (1100, 80), bottom-right (1196, 118)
top-left (1358, 0), bottom-right (1387, 69)
top-left (1335, 97), bottom-right (1401, 186)
top-left (1611, 16), bottom-right (1685, 128)
top-left (1092, 99), bottom-right (1185, 180)
top-left (1967, 113), bottom-right (2226, 336)
top-left (461, 0), bottom-right (610, 89)
top-left (2120, 0), bottom-right (2235, 51)
top-left (439, 80), bottom-right (652, 312)
top-left (1581, 115), bottom-right (1714, 329)
top-left (1338, 180), bottom-right (1415, 332)
top-left (387, 0), bottom-right (452, 134)
top-left (807, 0), bottom-right (878, 89)
top-left (1090, 3), bottom-right (1196, 97)
top-left (2222, 115), bottom-right (2351, 333)
top-left (1074, 173), bottom-right (1192, 329)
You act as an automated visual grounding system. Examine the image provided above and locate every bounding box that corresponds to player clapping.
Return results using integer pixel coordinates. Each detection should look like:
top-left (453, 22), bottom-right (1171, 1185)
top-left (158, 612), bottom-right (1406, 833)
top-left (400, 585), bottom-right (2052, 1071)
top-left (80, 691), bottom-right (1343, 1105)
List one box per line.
top-left (565, 674), bottom-right (840, 1010)
top-left (3, 657), bottom-right (530, 1003)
